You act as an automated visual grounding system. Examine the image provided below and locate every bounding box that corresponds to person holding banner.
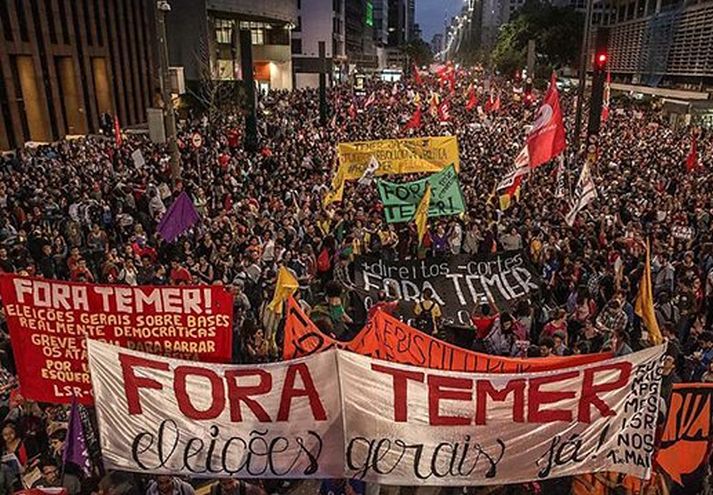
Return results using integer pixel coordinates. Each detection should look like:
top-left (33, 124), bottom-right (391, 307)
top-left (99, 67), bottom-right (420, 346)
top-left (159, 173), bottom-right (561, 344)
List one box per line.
top-left (413, 288), bottom-right (442, 335)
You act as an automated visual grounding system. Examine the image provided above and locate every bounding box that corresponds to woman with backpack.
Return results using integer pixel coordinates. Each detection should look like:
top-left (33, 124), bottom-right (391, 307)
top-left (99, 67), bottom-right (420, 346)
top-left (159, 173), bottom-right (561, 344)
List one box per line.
top-left (413, 288), bottom-right (442, 336)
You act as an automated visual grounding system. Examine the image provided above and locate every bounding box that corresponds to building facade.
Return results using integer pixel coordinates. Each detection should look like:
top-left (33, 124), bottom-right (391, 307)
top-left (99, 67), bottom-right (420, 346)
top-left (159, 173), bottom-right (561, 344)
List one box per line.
top-left (167, 0), bottom-right (296, 92)
top-left (603, 0), bottom-right (713, 87)
top-left (292, 0), bottom-right (346, 88)
top-left (0, 0), bottom-right (157, 150)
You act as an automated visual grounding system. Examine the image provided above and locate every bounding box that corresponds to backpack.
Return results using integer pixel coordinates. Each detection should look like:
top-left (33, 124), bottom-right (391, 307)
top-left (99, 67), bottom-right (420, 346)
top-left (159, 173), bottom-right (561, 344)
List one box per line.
top-left (414, 301), bottom-right (435, 333)
top-left (317, 248), bottom-right (331, 273)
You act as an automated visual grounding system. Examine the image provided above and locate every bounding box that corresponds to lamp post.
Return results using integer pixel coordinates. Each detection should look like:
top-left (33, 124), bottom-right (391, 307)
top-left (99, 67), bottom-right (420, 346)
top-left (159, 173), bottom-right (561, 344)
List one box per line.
top-left (156, 1), bottom-right (181, 183)
top-left (573, 0), bottom-right (595, 153)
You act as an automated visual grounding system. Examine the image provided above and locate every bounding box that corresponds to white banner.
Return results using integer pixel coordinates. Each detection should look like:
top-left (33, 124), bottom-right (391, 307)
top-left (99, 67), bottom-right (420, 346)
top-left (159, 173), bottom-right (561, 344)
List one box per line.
top-left (340, 345), bottom-right (665, 486)
top-left (87, 340), bottom-right (343, 478)
top-left (88, 341), bottom-right (665, 485)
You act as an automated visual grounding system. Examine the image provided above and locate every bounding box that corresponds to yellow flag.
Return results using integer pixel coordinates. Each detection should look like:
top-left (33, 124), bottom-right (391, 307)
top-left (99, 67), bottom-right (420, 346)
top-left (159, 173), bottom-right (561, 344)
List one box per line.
top-left (268, 266), bottom-right (299, 314)
top-left (414, 184), bottom-right (432, 245)
top-left (635, 239), bottom-right (663, 345)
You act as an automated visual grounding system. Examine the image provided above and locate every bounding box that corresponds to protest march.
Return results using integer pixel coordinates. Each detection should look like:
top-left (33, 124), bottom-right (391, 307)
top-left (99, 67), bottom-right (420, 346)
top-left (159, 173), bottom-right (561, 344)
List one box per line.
top-left (0, 61), bottom-right (711, 495)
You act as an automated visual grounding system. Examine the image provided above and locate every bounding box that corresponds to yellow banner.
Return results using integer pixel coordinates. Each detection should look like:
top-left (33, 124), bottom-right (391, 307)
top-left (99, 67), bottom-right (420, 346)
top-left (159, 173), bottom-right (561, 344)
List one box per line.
top-left (324, 136), bottom-right (460, 205)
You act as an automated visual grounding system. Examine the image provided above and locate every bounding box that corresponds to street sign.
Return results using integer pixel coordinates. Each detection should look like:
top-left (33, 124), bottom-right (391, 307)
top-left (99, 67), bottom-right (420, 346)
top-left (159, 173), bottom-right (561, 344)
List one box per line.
top-left (191, 132), bottom-right (203, 149)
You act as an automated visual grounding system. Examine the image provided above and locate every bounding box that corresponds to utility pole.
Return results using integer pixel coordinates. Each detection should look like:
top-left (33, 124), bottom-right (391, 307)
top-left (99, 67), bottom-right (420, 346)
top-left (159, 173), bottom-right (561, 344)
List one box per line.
top-left (573, 0), bottom-right (595, 153)
top-left (318, 41), bottom-right (327, 126)
top-left (155, 1), bottom-right (181, 183)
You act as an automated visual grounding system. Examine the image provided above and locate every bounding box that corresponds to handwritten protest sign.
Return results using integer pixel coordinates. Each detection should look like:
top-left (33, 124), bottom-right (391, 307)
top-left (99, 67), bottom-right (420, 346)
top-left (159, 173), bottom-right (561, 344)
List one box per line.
top-left (283, 298), bottom-right (611, 373)
top-left (89, 340), bottom-right (665, 484)
top-left (341, 345), bottom-right (665, 485)
top-left (0, 275), bottom-right (233, 404)
top-left (325, 137), bottom-right (460, 205)
top-left (88, 339), bottom-right (343, 478)
top-left (377, 165), bottom-right (465, 223)
top-left (353, 251), bottom-right (540, 325)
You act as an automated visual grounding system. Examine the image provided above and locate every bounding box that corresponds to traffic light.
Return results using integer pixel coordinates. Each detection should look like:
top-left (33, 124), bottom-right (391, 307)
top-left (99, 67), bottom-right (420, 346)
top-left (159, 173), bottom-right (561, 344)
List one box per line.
top-left (587, 28), bottom-right (609, 137)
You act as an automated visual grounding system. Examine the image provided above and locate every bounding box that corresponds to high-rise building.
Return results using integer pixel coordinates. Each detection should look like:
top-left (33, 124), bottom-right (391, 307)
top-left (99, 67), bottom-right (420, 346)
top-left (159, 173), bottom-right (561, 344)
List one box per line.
top-left (603, 0), bottom-right (713, 86)
top-left (387, 0), bottom-right (410, 46)
top-left (292, 0), bottom-right (346, 88)
top-left (373, 0), bottom-right (390, 45)
top-left (431, 33), bottom-right (444, 55)
top-left (0, 0), bottom-right (157, 149)
top-left (166, 0), bottom-right (296, 92)
top-left (345, 0), bottom-right (377, 68)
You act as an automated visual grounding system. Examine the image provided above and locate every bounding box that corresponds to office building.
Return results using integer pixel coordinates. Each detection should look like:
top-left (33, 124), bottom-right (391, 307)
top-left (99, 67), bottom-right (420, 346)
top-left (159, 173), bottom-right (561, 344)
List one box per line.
top-left (292, 0), bottom-right (346, 88)
top-left (167, 0), bottom-right (296, 92)
top-left (603, 0), bottom-right (713, 87)
top-left (0, 0), bottom-right (157, 149)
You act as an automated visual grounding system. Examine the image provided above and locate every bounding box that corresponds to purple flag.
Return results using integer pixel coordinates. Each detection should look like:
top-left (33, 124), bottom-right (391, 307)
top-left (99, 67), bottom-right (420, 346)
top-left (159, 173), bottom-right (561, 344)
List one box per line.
top-left (63, 401), bottom-right (92, 476)
top-left (156, 191), bottom-right (201, 243)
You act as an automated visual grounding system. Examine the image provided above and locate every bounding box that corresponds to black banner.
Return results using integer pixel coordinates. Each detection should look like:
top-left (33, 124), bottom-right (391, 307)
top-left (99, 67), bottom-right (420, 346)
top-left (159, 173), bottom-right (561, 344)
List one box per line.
top-left (353, 251), bottom-right (540, 326)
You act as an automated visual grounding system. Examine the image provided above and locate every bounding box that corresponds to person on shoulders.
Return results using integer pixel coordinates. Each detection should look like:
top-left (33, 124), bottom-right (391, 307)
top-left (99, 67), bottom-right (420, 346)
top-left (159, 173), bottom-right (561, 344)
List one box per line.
top-left (413, 288), bottom-right (442, 335)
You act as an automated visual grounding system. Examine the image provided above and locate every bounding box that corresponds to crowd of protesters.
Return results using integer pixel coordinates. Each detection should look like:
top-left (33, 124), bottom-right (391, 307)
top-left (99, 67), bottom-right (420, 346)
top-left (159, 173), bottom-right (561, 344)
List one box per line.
top-left (0, 67), bottom-right (711, 495)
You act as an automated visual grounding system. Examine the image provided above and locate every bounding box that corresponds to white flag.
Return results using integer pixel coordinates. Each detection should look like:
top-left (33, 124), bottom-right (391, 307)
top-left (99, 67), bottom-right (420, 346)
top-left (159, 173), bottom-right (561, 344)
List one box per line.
top-left (565, 161), bottom-right (597, 226)
top-left (131, 149), bottom-right (145, 169)
top-left (357, 155), bottom-right (380, 186)
top-left (497, 145), bottom-right (530, 191)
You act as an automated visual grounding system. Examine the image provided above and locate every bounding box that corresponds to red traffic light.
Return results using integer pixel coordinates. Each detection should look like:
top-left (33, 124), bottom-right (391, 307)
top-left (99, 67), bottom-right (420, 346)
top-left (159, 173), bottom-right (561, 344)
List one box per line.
top-left (594, 52), bottom-right (608, 70)
top-left (598, 53), bottom-right (607, 63)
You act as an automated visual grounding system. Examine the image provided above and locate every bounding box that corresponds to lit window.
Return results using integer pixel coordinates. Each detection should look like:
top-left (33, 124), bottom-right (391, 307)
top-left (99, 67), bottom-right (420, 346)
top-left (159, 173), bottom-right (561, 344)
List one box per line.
top-left (215, 18), bottom-right (234, 44)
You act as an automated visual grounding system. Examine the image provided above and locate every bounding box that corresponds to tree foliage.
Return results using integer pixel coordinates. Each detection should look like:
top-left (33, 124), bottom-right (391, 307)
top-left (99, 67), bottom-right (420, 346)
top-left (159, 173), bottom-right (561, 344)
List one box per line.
top-left (491, 1), bottom-right (584, 75)
top-left (402, 38), bottom-right (434, 66)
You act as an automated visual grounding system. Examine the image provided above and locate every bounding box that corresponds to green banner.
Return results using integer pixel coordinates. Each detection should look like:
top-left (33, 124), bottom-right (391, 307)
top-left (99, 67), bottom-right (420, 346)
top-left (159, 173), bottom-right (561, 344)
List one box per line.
top-left (377, 164), bottom-right (465, 223)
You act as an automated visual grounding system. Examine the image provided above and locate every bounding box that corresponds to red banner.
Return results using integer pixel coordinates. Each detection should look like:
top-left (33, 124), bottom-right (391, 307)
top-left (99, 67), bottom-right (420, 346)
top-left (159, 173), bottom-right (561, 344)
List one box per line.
top-left (0, 275), bottom-right (233, 404)
top-left (283, 298), bottom-right (611, 373)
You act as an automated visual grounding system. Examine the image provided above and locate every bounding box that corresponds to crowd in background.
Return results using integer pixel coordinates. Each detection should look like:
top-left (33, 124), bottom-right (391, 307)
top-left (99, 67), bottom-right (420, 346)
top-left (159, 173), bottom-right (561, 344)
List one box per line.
top-left (0, 68), bottom-right (711, 495)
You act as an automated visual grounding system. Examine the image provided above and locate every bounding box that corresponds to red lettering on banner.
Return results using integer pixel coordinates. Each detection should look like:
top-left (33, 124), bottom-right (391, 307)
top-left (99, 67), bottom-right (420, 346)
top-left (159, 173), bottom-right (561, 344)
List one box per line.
top-left (578, 362), bottom-right (632, 422)
top-left (427, 375), bottom-right (472, 426)
top-left (371, 363), bottom-right (425, 422)
top-left (528, 371), bottom-right (579, 422)
top-left (475, 379), bottom-right (526, 425)
top-left (119, 353), bottom-right (169, 414)
top-left (226, 369), bottom-right (272, 422)
top-left (174, 366), bottom-right (225, 420)
top-left (277, 363), bottom-right (327, 422)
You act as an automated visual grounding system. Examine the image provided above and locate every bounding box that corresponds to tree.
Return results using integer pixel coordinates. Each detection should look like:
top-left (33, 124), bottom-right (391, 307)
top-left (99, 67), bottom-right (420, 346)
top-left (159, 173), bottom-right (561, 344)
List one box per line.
top-left (491, 1), bottom-right (584, 76)
top-left (402, 38), bottom-right (434, 67)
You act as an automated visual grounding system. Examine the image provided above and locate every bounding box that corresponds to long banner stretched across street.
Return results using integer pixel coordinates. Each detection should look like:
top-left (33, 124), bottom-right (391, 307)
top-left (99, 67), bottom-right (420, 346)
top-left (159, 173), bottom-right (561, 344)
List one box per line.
top-left (0, 275), bottom-right (233, 404)
top-left (283, 298), bottom-right (611, 373)
top-left (88, 339), bottom-right (665, 484)
top-left (352, 251), bottom-right (540, 326)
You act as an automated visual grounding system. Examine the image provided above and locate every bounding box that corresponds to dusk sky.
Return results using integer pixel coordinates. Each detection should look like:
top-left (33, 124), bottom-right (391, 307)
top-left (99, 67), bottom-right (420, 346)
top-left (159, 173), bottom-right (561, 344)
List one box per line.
top-left (417, 0), bottom-right (463, 42)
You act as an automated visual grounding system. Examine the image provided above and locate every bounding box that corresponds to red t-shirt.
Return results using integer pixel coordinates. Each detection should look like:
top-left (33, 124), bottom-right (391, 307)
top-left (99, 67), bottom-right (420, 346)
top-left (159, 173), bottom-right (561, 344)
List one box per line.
top-left (472, 314), bottom-right (498, 340)
top-left (170, 266), bottom-right (192, 284)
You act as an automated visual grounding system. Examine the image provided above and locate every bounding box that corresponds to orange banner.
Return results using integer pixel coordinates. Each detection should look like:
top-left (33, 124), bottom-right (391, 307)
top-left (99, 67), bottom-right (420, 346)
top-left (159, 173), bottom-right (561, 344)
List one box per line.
top-left (283, 298), bottom-right (611, 373)
top-left (656, 383), bottom-right (713, 487)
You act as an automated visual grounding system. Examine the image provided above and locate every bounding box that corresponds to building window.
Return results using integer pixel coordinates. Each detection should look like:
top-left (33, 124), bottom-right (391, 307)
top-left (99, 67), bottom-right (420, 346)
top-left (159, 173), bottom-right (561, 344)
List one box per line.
top-left (297, 0), bottom-right (301, 8)
top-left (291, 38), bottom-right (302, 54)
top-left (333, 0), bottom-right (341, 14)
top-left (215, 18), bottom-right (234, 45)
top-left (294, 16), bottom-right (301, 32)
top-left (239, 21), bottom-right (267, 45)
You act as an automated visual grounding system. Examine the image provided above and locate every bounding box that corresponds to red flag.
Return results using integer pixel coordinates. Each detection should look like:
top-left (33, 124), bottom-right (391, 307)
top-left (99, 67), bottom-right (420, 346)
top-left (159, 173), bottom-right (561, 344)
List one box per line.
top-left (466, 88), bottom-right (478, 111)
top-left (113, 115), bottom-right (122, 147)
top-left (404, 107), bottom-right (422, 130)
top-left (413, 65), bottom-right (422, 85)
top-left (448, 71), bottom-right (456, 95)
top-left (526, 73), bottom-right (566, 168)
top-left (686, 133), bottom-right (699, 172)
top-left (492, 94), bottom-right (501, 113)
top-left (485, 92), bottom-right (500, 114)
top-left (348, 102), bottom-right (357, 119)
top-left (601, 71), bottom-right (611, 124)
top-left (438, 99), bottom-right (450, 122)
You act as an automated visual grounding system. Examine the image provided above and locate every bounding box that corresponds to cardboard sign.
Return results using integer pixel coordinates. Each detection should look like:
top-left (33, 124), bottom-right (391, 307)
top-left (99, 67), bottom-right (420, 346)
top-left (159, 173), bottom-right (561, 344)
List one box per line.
top-left (0, 275), bottom-right (233, 404)
top-left (377, 164), bottom-right (465, 223)
top-left (353, 251), bottom-right (540, 326)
